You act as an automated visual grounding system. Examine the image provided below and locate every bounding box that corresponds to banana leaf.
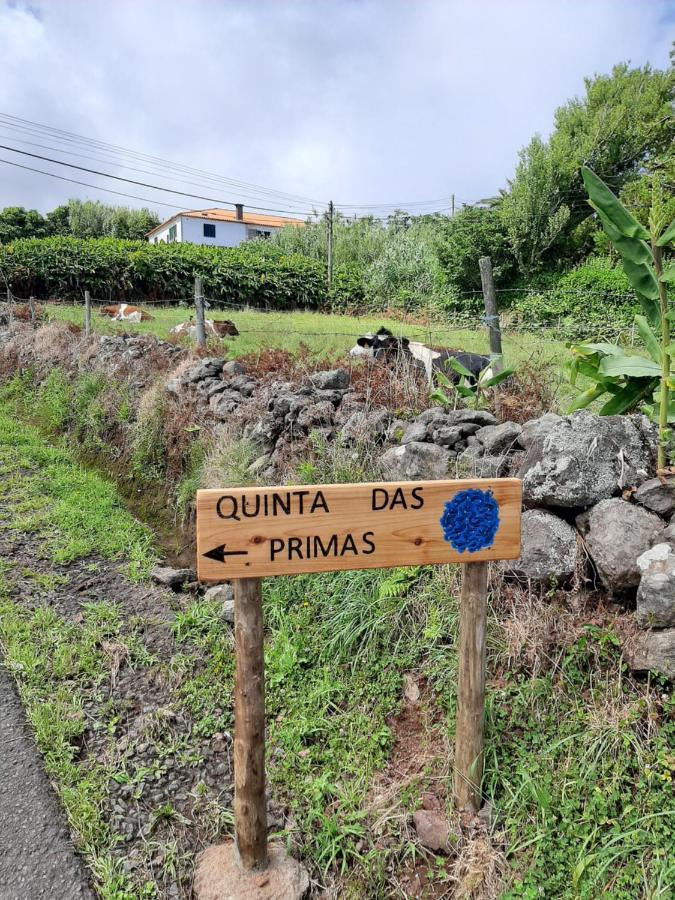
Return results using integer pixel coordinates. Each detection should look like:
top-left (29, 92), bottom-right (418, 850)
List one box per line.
top-left (445, 356), bottom-right (474, 380)
top-left (567, 382), bottom-right (609, 412)
top-left (582, 167), bottom-right (649, 240)
top-left (635, 315), bottom-right (662, 364)
top-left (590, 201), bottom-right (652, 264)
top-left (599, 377), bottom-right (659, 416)
top-left (659, 263), bottom-right (675, 283)
top-left (599, 355), bottom-right (661, 378)
top-left (480, 368), bottom-right (514, 388)
top-left (621, 257), bottom-right (660, 299)
top-left (656, 218), bottom-right (675, 247)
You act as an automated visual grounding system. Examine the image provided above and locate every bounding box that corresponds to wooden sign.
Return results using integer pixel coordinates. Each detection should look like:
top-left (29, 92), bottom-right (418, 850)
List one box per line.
top-left (197, 478), bottom-right (522, 581)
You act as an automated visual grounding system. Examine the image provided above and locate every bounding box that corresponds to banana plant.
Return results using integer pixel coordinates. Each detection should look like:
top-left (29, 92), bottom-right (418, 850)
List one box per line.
top-left (569, 167), bottom-right (674, 468)
top-left (430, 356), bottom-right (514, 410)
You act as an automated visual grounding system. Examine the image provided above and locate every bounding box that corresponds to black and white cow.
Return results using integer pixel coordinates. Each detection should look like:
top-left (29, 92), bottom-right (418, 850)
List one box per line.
top-left (349, 327), bottom-right (490, 385)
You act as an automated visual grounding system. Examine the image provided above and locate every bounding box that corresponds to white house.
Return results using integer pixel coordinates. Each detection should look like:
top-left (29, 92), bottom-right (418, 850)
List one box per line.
top-left (146, 205), bottom-right (305, 247)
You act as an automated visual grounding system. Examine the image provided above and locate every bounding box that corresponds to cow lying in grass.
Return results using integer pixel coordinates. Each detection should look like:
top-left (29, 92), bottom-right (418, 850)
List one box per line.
top-left (170, 318), bottom-right (239, 339)
top-left (350, 326), bottom-right (490, 385)
top-left (100, 304), bottom-right (154, 322)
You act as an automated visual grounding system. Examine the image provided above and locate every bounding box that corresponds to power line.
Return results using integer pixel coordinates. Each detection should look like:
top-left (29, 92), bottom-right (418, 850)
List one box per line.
top-left (0, 143), bottom-right (318, 218)
top-left (0, 157), bottom-right (192, 212)
top-left (0, 113), bottom-right (326, 209)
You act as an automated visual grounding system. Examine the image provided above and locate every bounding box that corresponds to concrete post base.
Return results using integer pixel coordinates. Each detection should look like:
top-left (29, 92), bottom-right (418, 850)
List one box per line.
top-left (193, 841), bottom-right (309, 900)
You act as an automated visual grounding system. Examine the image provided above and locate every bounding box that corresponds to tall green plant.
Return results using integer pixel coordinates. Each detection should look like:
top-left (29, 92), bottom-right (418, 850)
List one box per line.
top-left (568, 167), bottom-right (674, 468)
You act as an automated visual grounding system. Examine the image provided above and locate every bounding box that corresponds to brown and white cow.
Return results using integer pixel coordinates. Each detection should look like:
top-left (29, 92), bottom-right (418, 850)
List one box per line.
top-left (170, 319), bottom-right (239, 339)
top-left (100, 304), bottom-right (154, 322)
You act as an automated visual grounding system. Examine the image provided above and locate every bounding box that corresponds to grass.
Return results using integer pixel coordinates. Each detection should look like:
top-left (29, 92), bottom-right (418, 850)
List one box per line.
top-left (1, 342), bottom-right (673, 896)
top-left (0, 405), bottom-right (155, 577)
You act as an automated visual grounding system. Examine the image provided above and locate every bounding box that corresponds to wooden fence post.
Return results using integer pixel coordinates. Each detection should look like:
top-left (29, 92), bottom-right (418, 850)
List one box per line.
top-left (84, 290), bottom-right (92, 338)
top-left (479, 257), bottom-right (503, 372)
top-left (327, 200), bottom-right (334, 292)
top-left (453, 561), bottom-right (488, 813)
top-left (194, 276), bottom-right (206, 349)
top-left (28, 295), bottom-right (36, 326)
top-left (233, 577), bottom-right (268, 871)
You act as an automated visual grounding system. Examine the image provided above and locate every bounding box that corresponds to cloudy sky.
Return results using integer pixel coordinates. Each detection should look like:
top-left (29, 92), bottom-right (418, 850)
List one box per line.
top-left (0, 0), bottom-right (673, 221)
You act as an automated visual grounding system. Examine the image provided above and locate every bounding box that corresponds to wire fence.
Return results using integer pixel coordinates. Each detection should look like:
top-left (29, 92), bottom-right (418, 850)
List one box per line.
top-left (0, 284), bottom-right (639, 355)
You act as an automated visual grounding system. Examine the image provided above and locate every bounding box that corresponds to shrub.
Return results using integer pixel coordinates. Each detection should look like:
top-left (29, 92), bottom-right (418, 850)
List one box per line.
top-left (0, 236), bottom-right (327, 309)
top-left (510, 257), bottom-right (636, 334)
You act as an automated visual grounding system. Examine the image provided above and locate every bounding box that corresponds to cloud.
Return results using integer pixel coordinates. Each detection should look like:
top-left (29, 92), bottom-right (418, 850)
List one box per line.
top-left (0, 0), bottom-right (671, 217)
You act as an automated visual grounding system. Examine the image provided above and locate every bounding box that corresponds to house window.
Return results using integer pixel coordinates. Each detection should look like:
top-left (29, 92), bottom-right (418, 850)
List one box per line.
top-left (247, 228), bottom-right (272, 240)
top-left (168, 224), bottom-right (177, 243)
top-left (203, 223), bottom-right (216, 238)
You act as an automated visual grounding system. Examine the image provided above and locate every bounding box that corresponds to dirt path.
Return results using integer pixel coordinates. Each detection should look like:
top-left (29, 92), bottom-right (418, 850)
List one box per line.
top-left (0, 664), bottom-right (94, 899)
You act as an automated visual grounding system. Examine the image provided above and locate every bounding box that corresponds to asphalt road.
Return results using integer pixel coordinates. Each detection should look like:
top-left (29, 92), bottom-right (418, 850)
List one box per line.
top-left (0, 664), bottom-right (94, 900)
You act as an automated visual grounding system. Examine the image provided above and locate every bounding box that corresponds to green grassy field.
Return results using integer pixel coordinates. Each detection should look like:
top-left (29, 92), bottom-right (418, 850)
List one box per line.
top-left (46, 302), bottom-right (578, 409)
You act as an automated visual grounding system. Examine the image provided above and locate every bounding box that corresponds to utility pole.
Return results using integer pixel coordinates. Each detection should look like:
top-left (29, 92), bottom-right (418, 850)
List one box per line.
top-left (451, 194), bottom-right (455, 217)
top-left (327, 200), bottom-right (334, 292)
top-left (194, 276), bottom-right (206, 349)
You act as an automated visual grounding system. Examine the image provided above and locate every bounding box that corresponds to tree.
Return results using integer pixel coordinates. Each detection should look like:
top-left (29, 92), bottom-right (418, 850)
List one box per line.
top-left (433, 206), bottom-right (515, 293)
top-left (0, 207), bottom-right (49, 243)
top-left (502, 61), bottom-right (674, 276)
top-left (500, 136), bottom-right (570, 274)
top-left (45, 205), bottom-right (71, 236)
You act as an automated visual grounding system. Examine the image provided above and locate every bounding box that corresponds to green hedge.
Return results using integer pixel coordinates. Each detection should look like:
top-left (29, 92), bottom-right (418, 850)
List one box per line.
top-left (0, 236), bottom-right (327, 309)
top-left (508, 257), bottom-right (638, 335)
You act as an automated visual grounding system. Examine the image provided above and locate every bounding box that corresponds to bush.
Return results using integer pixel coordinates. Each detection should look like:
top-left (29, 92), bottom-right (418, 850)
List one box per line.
top-left (510, 257), bottom-right (637, 334)
top-left (0, 236), bottom-right (327, 309)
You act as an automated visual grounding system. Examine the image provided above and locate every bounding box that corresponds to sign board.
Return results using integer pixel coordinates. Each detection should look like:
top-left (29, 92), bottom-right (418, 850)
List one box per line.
top-left (197, 478), bottom-right (522, 581)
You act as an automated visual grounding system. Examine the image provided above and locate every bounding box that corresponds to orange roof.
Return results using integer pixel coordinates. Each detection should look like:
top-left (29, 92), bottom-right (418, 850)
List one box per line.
top-left (146, 207), bottom-right (306, 237)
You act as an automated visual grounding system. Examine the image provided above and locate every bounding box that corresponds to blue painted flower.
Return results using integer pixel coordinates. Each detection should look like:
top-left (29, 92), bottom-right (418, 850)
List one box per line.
top-left (439, 488), bottom-right (500, 553)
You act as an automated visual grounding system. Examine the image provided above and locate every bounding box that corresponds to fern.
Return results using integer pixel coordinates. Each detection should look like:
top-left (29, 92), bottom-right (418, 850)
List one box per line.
top-left (377, 567), bottom-right (422, 601)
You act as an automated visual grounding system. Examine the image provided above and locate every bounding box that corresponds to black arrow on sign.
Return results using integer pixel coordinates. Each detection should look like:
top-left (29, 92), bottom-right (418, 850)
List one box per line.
top-left (203, 544), bottom-right (249, 564)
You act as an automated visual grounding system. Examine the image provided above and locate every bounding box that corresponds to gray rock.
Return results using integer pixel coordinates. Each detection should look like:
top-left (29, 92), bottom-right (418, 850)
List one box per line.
top-left (401, 422), bottom-right (428, 444)
top-left (380, 441), bottom-right (450, 480)
top-left (316, 388), bottom-right (348, 406)
top-left (308, 369), bottom-right (351, 390)
top-left (244, 414), bottom-right (282, 451)
top-left (626, 629), bottom-right (675, 678)
top-left (204, 584), bottom-right (235, 624)
top-left (417, 408), bottom-right (498, 427)
top-left (519, 411), bottom-right (656, 508)
top-left (387, 418), bottom-right (409, 442)
top-left (222, 360), bottom-right (246, 377)
top-left (208, 391), bottom-right (243, 419)
top-left (150, 566), bottom-right (192, 588)
top-left (247, 454), bottom-right (272, 476)
top-left (228, 375), bottom-right (256, 397)
top-left (456, 446), bottom-right (509, 477)
top-left (431, 425), bottom-right (466, 448)
top-left (296, 401), bottom-right (335, 429)
top-left (184, 358), bottom-right (225, 383)
top-left (663, 521), bottom-right (675, 545)
top-left (634, 476), bottom-right (675, 517)
top-left (636, 544), bottom-right (675, 628)
top-left (519, 413), bottom-right (562, 451)
top-left (165, 378), bottom-right (181, 395)
top-left (412, 810), bottom-right (451, 853)
top-left (196, 377), bottom-right (226, 399)
top-left (341, 407), bottom-right (391, 443)
top-left (581, 498), bottom-right (664, 593)
top-left (475, 421), bottom-right (522, 454)
top-left (503, 509), bottom-right (577, 582)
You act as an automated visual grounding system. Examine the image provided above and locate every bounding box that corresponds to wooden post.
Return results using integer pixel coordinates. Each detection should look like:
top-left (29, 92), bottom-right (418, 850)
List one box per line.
top-left (28, 295), bottom-right (36, 325)
top-left (479, 257), bottom-right (503, 373)
top-left (233, 577), bottom-right (268, 871)
top-left (326, 200), bottom-right (334, 292)
top-left (194, 276), bottom-right (206, 349)
top-left (84, 290), bottom-right (92, 337)
top-left (453, 561), bottom-right (488, 813)
top-left (451, 193), bottom-right (455, 217)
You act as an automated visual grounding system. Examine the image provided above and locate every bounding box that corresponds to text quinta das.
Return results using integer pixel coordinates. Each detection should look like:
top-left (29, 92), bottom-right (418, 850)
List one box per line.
top-left (215, 486), bottom-right (425, 521)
